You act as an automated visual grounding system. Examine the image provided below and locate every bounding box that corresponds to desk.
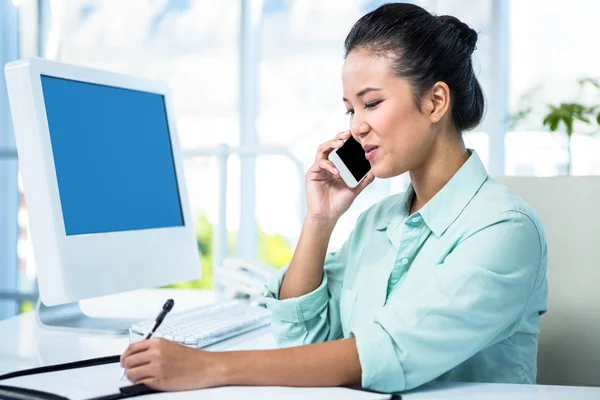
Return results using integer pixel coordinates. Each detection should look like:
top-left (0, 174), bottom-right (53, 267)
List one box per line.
top-left (1, 289), bottom-right (599, 399)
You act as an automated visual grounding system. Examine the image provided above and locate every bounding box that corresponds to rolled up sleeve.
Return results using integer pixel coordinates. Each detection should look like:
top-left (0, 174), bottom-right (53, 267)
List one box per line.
top-left (262, 229), bottom-right (357, 347)
top-left (263, 265), bottom-right (330, 324)
top-left (352, 210), bottom-right (545, 393)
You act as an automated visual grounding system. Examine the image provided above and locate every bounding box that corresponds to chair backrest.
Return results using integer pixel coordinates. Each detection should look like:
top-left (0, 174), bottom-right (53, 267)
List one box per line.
top-left (497, 176), bottom-right (600, 387)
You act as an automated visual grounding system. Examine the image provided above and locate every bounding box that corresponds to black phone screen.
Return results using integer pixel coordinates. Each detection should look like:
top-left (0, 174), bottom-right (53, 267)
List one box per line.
top-left (336, 135), bottom-right (371, 181)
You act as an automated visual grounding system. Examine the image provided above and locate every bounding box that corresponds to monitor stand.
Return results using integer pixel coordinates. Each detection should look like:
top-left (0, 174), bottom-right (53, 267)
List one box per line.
top-left (36, 299), bottom-right (139, 335)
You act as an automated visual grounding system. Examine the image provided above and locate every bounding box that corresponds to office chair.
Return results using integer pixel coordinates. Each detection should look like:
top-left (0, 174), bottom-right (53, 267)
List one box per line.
top-left (498, 176), bottom-right (600, 387)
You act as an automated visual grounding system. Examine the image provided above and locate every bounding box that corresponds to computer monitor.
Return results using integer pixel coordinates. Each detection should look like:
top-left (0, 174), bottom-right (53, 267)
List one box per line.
top-left (4, 58), bottom-right (200, 334)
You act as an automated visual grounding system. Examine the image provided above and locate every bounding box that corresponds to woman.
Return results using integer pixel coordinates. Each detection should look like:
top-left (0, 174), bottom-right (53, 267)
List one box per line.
top-left (120, 3), bottom-right (547, 393)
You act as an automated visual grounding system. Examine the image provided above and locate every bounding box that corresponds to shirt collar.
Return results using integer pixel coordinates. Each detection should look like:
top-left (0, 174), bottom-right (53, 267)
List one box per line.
top-left (375, 149), bottom-right (488, 237)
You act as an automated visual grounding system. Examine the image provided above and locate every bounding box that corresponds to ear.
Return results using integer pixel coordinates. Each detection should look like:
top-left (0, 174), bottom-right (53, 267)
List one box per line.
top-left (423, 81), bottom-right (451, 124)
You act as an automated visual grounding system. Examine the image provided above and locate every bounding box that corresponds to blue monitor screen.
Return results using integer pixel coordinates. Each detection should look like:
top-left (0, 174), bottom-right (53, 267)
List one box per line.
top-left (40, 75), bottom-right (184, 236)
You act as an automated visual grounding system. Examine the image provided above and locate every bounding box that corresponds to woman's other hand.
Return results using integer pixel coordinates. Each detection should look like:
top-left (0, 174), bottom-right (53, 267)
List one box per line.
top-left (120, 338), bottom-right (225, 391)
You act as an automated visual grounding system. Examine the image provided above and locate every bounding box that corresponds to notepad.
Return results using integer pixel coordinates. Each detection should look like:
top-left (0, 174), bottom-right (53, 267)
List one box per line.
top-left (141, 386), bottom-right (393, 399)
top-left (0, 360), bottom-right (394, 400)
top-left (1, 362), bottom-right (132, 400)
top-left (0, 347), bottom-right (396, 400)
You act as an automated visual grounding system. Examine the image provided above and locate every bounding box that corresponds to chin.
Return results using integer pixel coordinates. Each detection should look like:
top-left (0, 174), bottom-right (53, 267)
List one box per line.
top-left (371, 163), bottom-right (406, 179)
top-left (371, 165), bottom-right (390, 179)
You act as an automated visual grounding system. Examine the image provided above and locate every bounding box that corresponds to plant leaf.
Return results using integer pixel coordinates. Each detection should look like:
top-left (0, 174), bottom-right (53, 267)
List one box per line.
top-left (543, 112), bottom-right (558, 131)
top-left (563, 116), bottom-right (574, 136)
top-left (579, 77), bottom-right (600, 90)
top-left (543, 102), bottom-right (596, 134)
top-left (507, 107), bottom-right (532, 130)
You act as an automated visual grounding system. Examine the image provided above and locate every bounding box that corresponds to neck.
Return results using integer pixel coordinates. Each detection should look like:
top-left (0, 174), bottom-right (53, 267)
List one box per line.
top-left (408, 136), bottom-right (469, 215)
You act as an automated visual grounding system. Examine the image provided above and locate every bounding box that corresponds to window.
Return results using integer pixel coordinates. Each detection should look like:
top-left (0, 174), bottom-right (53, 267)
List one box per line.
top-left (1, 0), bottom-right (20, 319)
top-left (508, 0), bottom-right (600, 176)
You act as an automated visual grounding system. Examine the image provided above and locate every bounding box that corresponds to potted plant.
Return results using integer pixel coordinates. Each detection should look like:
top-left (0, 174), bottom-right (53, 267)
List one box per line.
top-left (510, 78), bottom-right (600, 175)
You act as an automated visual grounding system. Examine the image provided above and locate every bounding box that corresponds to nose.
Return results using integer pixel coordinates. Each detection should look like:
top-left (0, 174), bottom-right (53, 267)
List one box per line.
top-left (350, 114), bottom-right (370, 142)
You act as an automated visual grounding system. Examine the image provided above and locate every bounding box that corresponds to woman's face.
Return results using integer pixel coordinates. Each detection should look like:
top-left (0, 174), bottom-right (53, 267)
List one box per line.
top-left (342, 50), bottom-right (437, 179)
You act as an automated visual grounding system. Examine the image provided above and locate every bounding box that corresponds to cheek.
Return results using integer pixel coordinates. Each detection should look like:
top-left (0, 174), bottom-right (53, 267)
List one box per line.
top-left (367, 103), bottom-right (433, 177)
top-left (369, 103), bottom-right (429, 152)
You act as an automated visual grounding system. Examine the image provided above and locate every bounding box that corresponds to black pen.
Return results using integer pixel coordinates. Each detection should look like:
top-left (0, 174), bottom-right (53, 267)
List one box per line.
top-left (120, 299), bottom-right (175, 380)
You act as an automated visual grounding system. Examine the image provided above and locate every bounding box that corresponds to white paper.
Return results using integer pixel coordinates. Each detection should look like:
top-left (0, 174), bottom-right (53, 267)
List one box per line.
top-left (141, 386), bottom-right (390, 400)
top-left (2, 363), bottom-right (390, 400)
top-left (1, 362), bottom-right (132, 400)
top-left (1, 330), bottom-right (386, 400)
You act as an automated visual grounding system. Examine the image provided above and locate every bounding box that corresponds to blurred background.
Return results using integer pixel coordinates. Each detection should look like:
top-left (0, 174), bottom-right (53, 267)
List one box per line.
top-left (2, 0), bottom-right (600, 319)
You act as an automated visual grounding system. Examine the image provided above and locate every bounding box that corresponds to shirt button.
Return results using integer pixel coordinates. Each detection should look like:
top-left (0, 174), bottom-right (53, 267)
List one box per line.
top-left (401, 258), bottom-right (409, 265)
top-left (411, 215), bottom-right (421, 223)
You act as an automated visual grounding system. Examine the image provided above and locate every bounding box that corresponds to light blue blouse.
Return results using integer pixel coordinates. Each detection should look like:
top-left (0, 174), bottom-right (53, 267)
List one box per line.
top-left (263, 150), bottom-right (548, 393)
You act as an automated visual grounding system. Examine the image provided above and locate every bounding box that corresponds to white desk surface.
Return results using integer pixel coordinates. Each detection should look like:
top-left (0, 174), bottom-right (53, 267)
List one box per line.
top-left (1, 288), bottom-right (599, 399)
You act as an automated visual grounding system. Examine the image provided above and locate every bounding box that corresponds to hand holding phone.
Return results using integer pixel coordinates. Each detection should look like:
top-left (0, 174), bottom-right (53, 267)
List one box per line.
top-left (305, 131), bottom-right (374, 222)
top-left (328, 134), bottom-right (371, 189)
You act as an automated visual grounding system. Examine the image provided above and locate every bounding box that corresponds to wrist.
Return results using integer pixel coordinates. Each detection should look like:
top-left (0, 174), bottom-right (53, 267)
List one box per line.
top-left (216, 351), bottom-right (250, 386)
top-left (204, 351), bottom-right (233, 387)
top-left (304, 215), bottom-right (338, 231)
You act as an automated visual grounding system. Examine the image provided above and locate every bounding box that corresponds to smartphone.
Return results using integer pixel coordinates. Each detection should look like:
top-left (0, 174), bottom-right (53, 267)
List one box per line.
top-left (328, 135), bottom-right (371, 188)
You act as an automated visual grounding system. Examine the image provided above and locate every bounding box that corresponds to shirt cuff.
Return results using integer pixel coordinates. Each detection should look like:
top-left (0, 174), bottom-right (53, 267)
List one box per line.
top-left (352, 322), bottom-right (407, 393)
top-left (262, 266), bottom-right (329, 324)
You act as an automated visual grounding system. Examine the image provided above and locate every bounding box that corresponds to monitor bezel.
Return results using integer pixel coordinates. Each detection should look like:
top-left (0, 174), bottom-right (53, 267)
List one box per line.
top-left (5, 58), bottom-right (201, 306)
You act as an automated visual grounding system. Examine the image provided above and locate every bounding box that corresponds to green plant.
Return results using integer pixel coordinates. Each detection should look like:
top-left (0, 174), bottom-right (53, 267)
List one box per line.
top-left (258, 229), bottom-right (294, 269)
top-left (164, 213), bottom-right (214, 290)
top-left (512, 78), bottom-right (600, 175)
top-left (542, 102), bottom-right (597, 175)
top-left (19, 301), bottom-right (34, 314)
top-left (507, 106), bottom-right (532, 131)
top-left (165, 213), bottom-right (293, 290)
top-left (507, 86), bottom-right (540, 131)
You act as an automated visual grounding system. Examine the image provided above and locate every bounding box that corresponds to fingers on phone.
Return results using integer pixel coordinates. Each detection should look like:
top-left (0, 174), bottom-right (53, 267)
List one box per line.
top-left (317, 159), bottom-right (339, 176)
top-left (336, 130), bottom-right (351, 140)
top-left (316, 138), bottom-right (344, 161)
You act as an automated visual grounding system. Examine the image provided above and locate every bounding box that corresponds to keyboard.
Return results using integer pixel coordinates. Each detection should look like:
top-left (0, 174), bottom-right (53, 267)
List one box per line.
top-left (129, 300), bottom-right (271, 348)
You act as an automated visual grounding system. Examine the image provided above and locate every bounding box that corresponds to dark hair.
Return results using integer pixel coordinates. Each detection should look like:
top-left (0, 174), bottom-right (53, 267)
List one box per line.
top-left (344, 3), bottom-right (485, 132)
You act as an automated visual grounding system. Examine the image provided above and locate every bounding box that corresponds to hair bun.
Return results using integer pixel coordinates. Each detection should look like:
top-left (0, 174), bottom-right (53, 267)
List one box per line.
top-left (438, 15), bottom-right (478, 54)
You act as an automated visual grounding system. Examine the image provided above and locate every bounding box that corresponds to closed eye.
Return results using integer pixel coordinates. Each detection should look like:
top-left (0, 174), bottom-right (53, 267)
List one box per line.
top-left (365, 100), bottom-right (382, 109)
top-left (345, 100), bottom-right (383, 116)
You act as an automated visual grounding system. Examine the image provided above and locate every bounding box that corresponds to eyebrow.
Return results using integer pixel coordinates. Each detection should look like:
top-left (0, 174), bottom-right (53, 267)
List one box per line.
top-left (342, 87), bottom-right (382, 102)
